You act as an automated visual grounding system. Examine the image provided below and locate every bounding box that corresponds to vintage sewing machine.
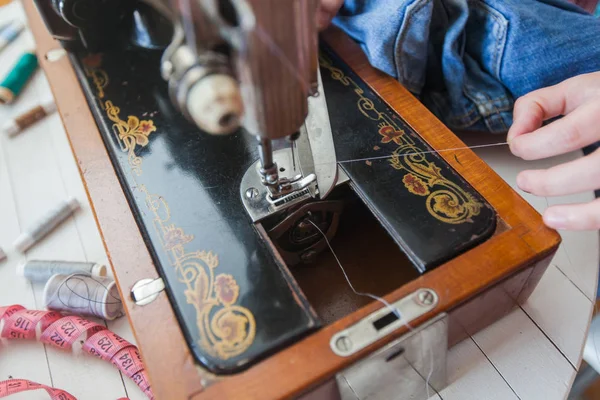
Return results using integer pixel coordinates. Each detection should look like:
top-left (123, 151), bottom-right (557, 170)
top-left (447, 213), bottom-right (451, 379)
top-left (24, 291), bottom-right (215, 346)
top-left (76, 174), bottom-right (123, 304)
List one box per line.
top-left (25, 1), bottom-right (560, 399)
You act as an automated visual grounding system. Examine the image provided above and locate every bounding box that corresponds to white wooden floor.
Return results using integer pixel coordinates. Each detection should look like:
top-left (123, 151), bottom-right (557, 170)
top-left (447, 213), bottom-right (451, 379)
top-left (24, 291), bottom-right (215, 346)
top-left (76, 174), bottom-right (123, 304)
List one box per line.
top-left (0, 2), bottom-right (598, 399)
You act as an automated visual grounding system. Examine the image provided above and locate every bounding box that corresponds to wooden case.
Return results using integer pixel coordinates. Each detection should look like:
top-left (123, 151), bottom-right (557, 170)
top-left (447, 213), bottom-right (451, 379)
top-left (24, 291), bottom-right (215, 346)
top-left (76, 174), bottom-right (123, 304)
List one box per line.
top-left (24, 3), bottom-right (560, 399)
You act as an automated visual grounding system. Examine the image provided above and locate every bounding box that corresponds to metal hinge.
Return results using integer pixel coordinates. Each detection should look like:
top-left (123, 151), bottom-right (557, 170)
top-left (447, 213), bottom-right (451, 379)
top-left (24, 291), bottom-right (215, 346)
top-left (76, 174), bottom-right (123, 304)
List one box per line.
top-left (131, 278), bottom-right (165, 306)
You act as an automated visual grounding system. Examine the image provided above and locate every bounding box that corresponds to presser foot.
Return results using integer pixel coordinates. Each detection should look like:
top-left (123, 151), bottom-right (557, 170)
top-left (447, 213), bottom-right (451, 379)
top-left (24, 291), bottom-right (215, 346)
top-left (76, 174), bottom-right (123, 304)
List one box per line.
top-left (241, 147), bottom-right (319, 223)
top-left (241, 145), bottom-right (349, 223)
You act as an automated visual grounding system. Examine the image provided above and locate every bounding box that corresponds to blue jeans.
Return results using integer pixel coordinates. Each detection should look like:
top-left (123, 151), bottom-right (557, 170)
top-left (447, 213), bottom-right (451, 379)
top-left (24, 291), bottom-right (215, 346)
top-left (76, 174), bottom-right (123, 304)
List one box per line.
top-left (333, 0), bottom-right (600, 133)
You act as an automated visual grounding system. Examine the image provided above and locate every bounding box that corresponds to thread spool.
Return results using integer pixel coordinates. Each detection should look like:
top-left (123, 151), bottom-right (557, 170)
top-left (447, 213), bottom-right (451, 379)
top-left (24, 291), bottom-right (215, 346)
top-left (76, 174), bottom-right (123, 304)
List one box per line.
top-left (13, 197), bottom-right (80, 253)
top-left (16, 260), bottom-right (107, 284)
top-left (0, 21), bottom-right (24, 54)
top-left (0, 50), bottom-right (38, 104)
top-left (2, 99), bottom-right (57, 137)
top-left (0, 247), bottom-right (6, 262)
top-left (43, 274), bottom-right (123, 320)
top-left (0, 21), bottom-right (12, 33)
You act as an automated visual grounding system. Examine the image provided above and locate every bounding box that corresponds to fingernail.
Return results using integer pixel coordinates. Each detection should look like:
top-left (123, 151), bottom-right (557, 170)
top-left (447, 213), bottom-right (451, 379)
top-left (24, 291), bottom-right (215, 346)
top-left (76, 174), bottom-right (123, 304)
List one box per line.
top-left (509, 140), bottom-right (520, 158)
top-left (516, 173), bottom-right (528, 191)
top-left (544, 209), bottom-right (568, 229)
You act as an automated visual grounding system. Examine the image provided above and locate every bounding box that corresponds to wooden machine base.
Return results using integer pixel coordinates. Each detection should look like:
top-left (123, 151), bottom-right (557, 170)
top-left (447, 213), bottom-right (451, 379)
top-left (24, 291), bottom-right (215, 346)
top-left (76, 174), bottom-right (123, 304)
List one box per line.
top-left (24, 2), bottom-right (560, 399)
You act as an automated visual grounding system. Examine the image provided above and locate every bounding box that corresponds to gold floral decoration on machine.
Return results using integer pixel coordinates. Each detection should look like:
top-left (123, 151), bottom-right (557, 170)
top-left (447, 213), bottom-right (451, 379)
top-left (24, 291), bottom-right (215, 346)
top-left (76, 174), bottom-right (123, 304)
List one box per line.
top-left (320, 54), bottom-right (482, 224)
top-left (104, 101), bottom-right (156, 175)
top-left (141, 186), bottom-right (256, 360)
top-left (83, 54), bottom-right (108, 99)
top-left (82, 56), bottom-right (256, 359)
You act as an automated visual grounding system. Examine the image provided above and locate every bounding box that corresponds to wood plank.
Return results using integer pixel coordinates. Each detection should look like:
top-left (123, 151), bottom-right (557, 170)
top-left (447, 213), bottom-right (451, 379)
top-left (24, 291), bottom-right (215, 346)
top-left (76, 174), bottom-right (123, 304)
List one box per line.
top-left (523, 264), bottom-right (593, 367)
top-left (0, 88), bottom-right (53, 400)
top-left (44, 78), bottom-right (146, 400)
top-left (439, 338), bottom-right (518, 400)
top-left (466, 132), bottom-right (598, 300)
top-left (2, 72), bottom-right (130, 400)
top-left (0, 2), bottom-right (139, 398)
top-left (471, 133), bottom-right (598, 374)
top-left (473, 308), bottom-right (575, 399)
top-left (546, 192), bottom-right (599, 302)
top-left (0, 3), bottom-right (54, 395)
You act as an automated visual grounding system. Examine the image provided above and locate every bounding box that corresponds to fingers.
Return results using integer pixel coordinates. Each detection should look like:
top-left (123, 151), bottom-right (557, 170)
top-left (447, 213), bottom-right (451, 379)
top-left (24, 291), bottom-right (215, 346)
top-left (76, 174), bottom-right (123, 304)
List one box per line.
top-left (508, 85), bottom-right (567, 144)
top-left (516, 149), bottom-right (600, 196)
top-left (508, 72), bottom-right (600, 158)
top-left (509, 99), bottom-right (600, 160)
top-left (543, 198), bottom-right (600, 230)
top-left (317, 9), bottom-right (333, 30)
top-left (507, 76), bottom-right (591, 144)
top-left (317, 0), bottom-right (344, 30)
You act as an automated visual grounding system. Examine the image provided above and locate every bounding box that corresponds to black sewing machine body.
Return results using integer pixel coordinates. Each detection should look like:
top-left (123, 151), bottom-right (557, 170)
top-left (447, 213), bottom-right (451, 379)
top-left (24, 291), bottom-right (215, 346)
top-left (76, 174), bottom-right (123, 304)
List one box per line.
top-left (34, 0), bottom-right (496, 376)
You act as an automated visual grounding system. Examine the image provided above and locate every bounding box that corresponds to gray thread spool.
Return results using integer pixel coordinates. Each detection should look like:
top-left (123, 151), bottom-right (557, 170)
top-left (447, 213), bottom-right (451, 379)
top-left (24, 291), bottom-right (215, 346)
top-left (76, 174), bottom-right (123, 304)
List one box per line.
top-left (13, 197), bottom-right (80, 253)
top-left (43, 274), bottom-right (123, 320)
top-left (17, 260), bottom-right (107, 283)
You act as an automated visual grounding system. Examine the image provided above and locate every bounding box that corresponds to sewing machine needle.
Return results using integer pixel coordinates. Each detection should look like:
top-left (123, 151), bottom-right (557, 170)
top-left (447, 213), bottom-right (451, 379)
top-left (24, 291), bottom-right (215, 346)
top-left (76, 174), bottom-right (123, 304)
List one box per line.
top-left (291, 140), bottom-right (296, 171)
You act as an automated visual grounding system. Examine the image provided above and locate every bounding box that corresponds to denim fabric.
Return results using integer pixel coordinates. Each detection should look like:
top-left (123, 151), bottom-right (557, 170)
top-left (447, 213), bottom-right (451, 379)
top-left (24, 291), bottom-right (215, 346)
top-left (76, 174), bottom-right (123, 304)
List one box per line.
top-left (333, 0), bottom-right (600, 133)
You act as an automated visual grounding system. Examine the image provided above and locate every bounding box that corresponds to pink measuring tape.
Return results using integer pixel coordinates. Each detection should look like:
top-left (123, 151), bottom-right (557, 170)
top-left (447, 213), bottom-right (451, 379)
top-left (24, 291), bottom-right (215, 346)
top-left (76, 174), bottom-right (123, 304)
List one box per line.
top-left (0, 305), bottom-right (153, 400)
top-left (0, 379), bottom-right (76, 399)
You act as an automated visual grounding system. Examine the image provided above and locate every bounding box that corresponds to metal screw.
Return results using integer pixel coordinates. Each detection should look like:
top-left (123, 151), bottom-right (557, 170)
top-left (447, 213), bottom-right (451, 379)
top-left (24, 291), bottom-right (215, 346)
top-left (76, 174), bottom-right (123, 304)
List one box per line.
top-left (417, 289), bottom-right (435, 306)
top-left (266, 173), bottom-right (278, 185)
top-left (335, 335), bottom-right (352, 353)
top-left (245, 187), bottom-right (259, 200)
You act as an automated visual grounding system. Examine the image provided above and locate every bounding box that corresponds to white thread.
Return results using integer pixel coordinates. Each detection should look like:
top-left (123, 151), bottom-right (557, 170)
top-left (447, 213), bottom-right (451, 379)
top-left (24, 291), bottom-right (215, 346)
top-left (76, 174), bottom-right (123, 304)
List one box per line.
top-left (308, 220), bottom-right (439, 399)
top-left (312, 141), bottom-right (509, 166)
top-left (43, 274), bottom-right (123, 320)
top-left (424, 333), bottom-right (434, 399)
top-left (307, 220), bottom-right (401, 319)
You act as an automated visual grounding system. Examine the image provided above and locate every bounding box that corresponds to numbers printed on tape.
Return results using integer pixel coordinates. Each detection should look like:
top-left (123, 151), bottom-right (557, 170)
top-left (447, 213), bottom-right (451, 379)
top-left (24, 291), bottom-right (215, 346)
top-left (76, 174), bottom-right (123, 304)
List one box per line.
top-left (0, 305), bottom-right (154, 400)
top-left (0, 379), bottom-right (76, 400)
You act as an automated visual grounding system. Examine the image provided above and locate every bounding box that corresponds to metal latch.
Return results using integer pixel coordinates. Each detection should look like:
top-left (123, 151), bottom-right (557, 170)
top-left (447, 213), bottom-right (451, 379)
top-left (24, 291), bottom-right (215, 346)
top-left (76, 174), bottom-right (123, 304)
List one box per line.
top-left (336, 313), bottom-right (448, 399)
top-left (131, 278), bottom-right (165, 306)
top-left (330, 288), bottom-right (438, 357)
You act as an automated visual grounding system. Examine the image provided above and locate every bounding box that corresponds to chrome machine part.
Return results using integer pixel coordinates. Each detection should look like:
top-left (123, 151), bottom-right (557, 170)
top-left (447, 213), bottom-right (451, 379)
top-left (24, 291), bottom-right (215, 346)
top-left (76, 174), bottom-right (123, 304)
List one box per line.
top-left (241, 149), bottom-right (350, 223)
top-left (158, 0), bottom-right (248, 136)
top-left (304, 67), bottom-right (338, 199)
top-left (336, 313), bottom-right (448, 399)
top-left (248, 65), bottom-right (339, 216)
top-left (241, 147), bottom-right (318, 223)
top-left (330, 288), bottom-right (439, 357)
top-left (160, 31), bottom-right (243, 135)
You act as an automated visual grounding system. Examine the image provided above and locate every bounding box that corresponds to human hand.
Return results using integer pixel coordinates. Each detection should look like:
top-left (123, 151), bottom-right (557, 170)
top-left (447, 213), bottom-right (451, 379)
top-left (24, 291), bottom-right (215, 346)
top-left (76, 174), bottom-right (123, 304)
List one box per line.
top-left (317, 0), bottom-right (344, 31)
top-left (508, 72), bottom-right (600, 230)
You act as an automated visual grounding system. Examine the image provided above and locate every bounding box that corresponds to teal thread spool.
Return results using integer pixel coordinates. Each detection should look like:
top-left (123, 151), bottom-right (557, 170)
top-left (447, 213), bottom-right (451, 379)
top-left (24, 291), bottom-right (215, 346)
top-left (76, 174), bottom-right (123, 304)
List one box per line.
top-left (0, 51), bottom-right (38, 104)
